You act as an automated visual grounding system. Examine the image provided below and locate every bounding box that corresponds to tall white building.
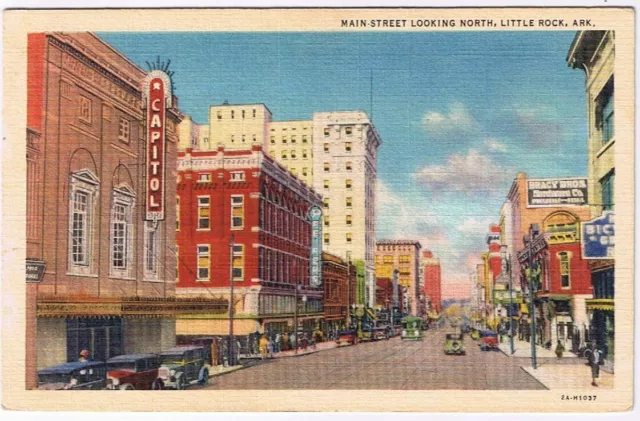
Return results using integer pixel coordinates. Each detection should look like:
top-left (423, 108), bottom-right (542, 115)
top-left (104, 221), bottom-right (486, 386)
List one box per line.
top-left (312, 111), bottom-right (382, 308)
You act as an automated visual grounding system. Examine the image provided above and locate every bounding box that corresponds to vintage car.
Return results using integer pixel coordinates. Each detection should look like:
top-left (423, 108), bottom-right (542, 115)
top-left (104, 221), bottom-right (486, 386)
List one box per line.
top-left (373, 326), bottom-right (390, 341)
top-left (106, 353), bottom-right (161, 390)
top-left (37, 361), bottom-right (107, 390)
top-left (337, 330), bottom-right (358, 346)
top-left (153, 346), bottom-right (210, 390)
top-left (444, 333), bottom-right (465, 355)
top-left (401, 316), bottom-right (423, 341)
top-left (479, 330), bottom-right (499, 351)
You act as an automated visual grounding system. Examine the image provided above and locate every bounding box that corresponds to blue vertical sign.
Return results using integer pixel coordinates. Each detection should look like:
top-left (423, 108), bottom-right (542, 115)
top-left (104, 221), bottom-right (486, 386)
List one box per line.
top-left (581, 211), bottom-right (615, 259)
top-left (308, 205), bottom-right (323, 287)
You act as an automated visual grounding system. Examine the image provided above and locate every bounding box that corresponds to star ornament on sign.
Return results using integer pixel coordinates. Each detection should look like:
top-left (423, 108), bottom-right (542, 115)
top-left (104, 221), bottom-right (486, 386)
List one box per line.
top-left (153, 81), bottom-right (162, 90)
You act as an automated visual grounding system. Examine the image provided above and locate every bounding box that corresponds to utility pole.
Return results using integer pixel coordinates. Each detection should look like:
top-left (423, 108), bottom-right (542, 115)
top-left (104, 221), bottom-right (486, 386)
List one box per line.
top-left (501, 246), bottom-right (515, 355)
top-left (346, 257), bottom-right (351, 328)
top-left (294, 282), bottom-right (299, 354)
top-left (525, 233), bottom-right (538, 369)
top-left (228, 234), bottom-right (236, 366)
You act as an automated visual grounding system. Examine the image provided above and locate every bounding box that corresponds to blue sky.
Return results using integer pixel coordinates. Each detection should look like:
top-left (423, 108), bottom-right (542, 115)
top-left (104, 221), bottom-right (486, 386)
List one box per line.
top-left (100, 31), bottom-right (587, 298)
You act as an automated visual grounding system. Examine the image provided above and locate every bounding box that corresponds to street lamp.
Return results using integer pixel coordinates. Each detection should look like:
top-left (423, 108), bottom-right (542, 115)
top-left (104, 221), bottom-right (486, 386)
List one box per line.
top-left (501, 244), bottom-right (515, 355)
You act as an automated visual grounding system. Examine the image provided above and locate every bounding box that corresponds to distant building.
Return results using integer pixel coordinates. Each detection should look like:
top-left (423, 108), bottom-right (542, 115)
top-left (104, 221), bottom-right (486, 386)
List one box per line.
top-left (268, 120), bottom-right (315, 186)
top-left (322, 252), bottom-right (356, 333)
top-left (175, 145), bottom-right (324, 338)
top-left (207, 103), bottom-right (272, 151)
top-left (422, 250), bottom-right (442, 313)
top-left (375, 240), bottom-right (422, 316)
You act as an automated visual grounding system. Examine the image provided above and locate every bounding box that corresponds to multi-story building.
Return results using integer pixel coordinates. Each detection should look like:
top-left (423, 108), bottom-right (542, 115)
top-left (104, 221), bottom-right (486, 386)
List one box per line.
top-left (268, 120), bottom-right (314, 186)
top-left (25, 33), bottom-right (226, 389)
top-left (422, 250), bottom-right (442, 313)
top-left (322, 252), bottom-right (356, 334)
top-left (175, 144), bottom-right (324, 339)
top-left (517, 212), bottom-right (593, 352)
top-left (375, 240), bottom-right (422, 316)
top-left (567, 30), bottom-right (615, 370)
top-left (313, 111), bottom-right (382, 309)
top-left (205, 102), bottom-right (272, 151)
top-left (177, 114), bottom-right (209, 151)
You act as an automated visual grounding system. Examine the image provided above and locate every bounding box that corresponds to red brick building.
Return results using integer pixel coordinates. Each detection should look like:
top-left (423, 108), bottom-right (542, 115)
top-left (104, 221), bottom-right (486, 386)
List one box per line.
top-left (517, 211), bottom-right (593, 351)
top-left (25, 33), bottom-right (226, 389)
top-left (175, 145), bottom-right (323, 338)
top-left (322, 252), bottom-right (356, 333)
top-left (422, 250), bottom-right (442, 313)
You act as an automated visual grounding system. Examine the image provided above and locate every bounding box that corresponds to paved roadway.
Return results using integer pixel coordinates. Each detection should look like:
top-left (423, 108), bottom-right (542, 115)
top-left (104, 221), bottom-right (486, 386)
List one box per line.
top-left (203, 328), bottom-right (546, 390)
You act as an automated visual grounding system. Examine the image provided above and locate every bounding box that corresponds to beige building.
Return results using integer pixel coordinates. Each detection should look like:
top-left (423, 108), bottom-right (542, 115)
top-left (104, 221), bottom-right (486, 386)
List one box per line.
top-left (375, 240), bottom-right (422, 316)
top-left (268, 120), bottom-right (314, 186)
top-left (177, 114), bottom-right (209, 151)
top-left (207, 103), bottom-right (272, 150)
top-left (312, 111), bottom-right (382, 308)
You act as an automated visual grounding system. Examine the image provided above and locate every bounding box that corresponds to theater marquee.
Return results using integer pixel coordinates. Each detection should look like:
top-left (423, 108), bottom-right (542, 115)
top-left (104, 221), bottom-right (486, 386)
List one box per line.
top-left (143, 70), bottom-right (172, 221)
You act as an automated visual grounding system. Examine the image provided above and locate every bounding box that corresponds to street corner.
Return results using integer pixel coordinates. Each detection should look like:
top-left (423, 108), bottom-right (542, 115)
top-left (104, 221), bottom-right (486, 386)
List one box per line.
top-left (522, 365), bottom-right (614, 390)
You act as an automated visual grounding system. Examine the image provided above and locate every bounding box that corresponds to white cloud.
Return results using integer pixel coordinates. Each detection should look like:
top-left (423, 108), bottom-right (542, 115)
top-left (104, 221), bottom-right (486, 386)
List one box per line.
top-left (413, 148), bottom-right (506, 194)
top-left (514, 106), bottom-right (563, 147)
top-left (422, 102), bottom-right (477, 135)
top-left (456, 216), bottom-right (495, 236)
top-left (484, 137), bottom-right (508, 152)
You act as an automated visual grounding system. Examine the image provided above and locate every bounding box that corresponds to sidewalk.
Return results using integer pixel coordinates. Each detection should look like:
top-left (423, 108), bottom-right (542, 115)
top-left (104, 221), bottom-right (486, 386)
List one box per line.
top-left (209, 364), bottom-right (244, 377)
top-left (522, 364), bottom-right (613, 389)
top-left (498, 338), bottom-right (578, 359)
top-left (273, 341), bottom-right (339, 358)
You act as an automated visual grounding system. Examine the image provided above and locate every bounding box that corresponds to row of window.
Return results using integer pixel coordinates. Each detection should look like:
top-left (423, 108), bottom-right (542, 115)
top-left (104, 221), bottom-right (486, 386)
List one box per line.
top-left (216, 108), bottom-right (257, 120)
top-left (229, 134), bottom-right (257, 143)
top-left (322, 232), bottom-right (353, 245)
top-left (78, 95), bottom-right (131, 143)
top-left (323, 197), bottom-right (353, 209)
top-left (323, 142), bottom-right (352, 153)
top-left (323, 162), bottom-right (354, 172)
top-left (258, 248), bottom-right (309, 285)
top-left (192, 195), bottom-right (244, 231)
top-left (323, 215), bottom-right (353, 227)
top-left (195, 244), bottom-right (245, 281)
top-left (330, 179), bottom-right (352, 189)
top-left (270, 135), bottom-right (309, 144)
top-left (323, 126), bottom-right (359, 137)
top-left (196, 171), bottom-right (245, 183)
top-left (259, 199), bottom-right (310, 245)
top-left (279, 149), bottom-right (310, 160)
top-left (375, 255), bottom-right (412, 264)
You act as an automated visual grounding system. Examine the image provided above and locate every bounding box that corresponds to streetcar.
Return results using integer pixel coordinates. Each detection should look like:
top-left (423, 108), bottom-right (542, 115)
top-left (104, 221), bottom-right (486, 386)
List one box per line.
top-left (400, 316), bottom-right (423, 341)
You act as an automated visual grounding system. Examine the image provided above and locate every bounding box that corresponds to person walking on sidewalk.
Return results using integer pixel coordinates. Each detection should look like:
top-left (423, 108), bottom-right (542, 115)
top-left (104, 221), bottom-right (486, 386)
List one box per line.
top-left (585, 342), bottom-right (603, 386)
top-left (555, 340), bottom-right (565, 359)
top-left (259, 334), bottom-right (268, 360)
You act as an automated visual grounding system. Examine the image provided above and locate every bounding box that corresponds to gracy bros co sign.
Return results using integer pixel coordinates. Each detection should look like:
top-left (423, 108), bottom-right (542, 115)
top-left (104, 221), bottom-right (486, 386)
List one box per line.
top-left (527, 177), bottom-right (588, 208)
top-left (308, 205), bottom-right (323, 288)
top-left (143, 70), bottom-right (172, 221)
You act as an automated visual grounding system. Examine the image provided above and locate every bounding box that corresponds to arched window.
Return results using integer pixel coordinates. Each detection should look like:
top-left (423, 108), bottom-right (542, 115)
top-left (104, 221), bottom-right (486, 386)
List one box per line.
top-left (68, 169), bottom-right (100, 275)
top-left (110, 185), bottom-right (136, 277)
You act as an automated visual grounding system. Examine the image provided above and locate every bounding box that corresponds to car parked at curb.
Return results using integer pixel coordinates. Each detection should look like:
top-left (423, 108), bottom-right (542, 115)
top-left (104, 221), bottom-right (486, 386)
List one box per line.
top-left (153, 346), bottom-right (210, 390)
top-left (444, 333), bottom-right (465, 355)
top-left (106, 353), bottom-right (161, 390)
top-left (37, 361), bottom-right (107, 390)
top-left (337, 330), bottom-right (358, 346)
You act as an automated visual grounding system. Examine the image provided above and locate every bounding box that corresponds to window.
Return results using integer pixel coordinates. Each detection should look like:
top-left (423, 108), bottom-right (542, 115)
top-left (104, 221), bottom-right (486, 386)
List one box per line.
top-left (345, 126), bottom-right (353, 135)
top-left (324, 127), bottom-right (330, 137)
top-left (197, 173), bottom-right (211, 183)
top-left (323, 198), bottom-right (329, 209)
top-left (197, 196), bottom-right (210, 229)
top-left (346, 197), bottom-right (352, 208)
top-left (302, 149), bottom-right (308, 159)
top-left (383, 255), bottom-right (394, 264)
top-left (291, 168), bottom-right (297, 176)
top-left (197, 245), bottom-right (210, 281)
top-left (270, 151), bottom-right (275, 158)
top-left (302, 135), bottom-right (308, 143)
top-left (291, 150), bottom-right (297, 160)
top-left (291, 135), bottom-right (297, 144)
top-left (231, 171), bottom-right (245, 182)
top-left (399, 255), bottom-right (410, 264)
top-left (346, 179), bottom-right (352, 189)
top-left (324, 143), bottom-right (329, 152)
top-left (323, 162), bottom-right (330, 172)
top-left (242, 110), bottom-right (245, 119)
top-left (600, 170), bottom-right (615, 211)
top-left (281, 151), bottom-right (288, 160)
top-left (346, 161), bottom-right (352, 171)
top-left (323, 180), bottom-right (330, 189)
top-left (231, 135), bottom-right (235, 143)
top-left (232, 244), bottom-right (244, 280)
top-left (79, 95), bottom-right (92, 123)
top-left (176, 245), bottom-right (179, 282)
top-left (231, 195), bottom-right (244, 229)
top-left (231, 110), bottom-right (235, 119)
top-left (242, 135), bottom-right (246, 143)
top-left (598, 78), bottom-right (614, 144)
top-left (302, 167), bottom-right (308, 176)
top-left (111, 192), bottom-right (134, 273)
top-left (346, 215), bottom-right (352, 226)
top-left (118, 118), bottom-right (130, 143)
top-left (252, 134), bottom-right (256, 142)
top-left (176, 196), bottom-right (180, 231)
top-left (345, 142), bottom-right (352, 152)
top-left (71, 190), bottom-right (90, 265)
top-left (324, 216), bottom-right (330, 227)
top-left (324, 233), bottom-right (330, 244)
top-left (558, 252), bottom-right (572, 288)
top-left (253, 109), bottom-right (256, 118)
top-left (217, 111), bottom-right (222, 120)
top-left (346, 233), bottom-right (352, 243)
top-left (270, 136), bottom-right (275, 144)
top-left (282, 136), bottom-right (288, 144)
top-left (145, 221), bottom-right (158, 278)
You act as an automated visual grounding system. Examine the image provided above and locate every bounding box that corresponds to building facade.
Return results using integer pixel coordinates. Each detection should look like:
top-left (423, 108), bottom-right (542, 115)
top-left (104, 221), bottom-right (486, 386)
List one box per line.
top-left (422, 250), bottom-right (442, 313)
top-left (322, 252), bottom-right (356, 334)
top-left (313, 111), bottom-right (382, 309)
top-left (25, 33), bottom-right (226, 389)
top-left (175, 145), bottom-right (324, 339)
top-left (206, 103), bottom-right (272, 151)
top-left (567, 30), bottom-right (615, 370)
top-left (268, 120), bottom-right (314, 186)
top-left (375, 240), bottom-right (422, 316)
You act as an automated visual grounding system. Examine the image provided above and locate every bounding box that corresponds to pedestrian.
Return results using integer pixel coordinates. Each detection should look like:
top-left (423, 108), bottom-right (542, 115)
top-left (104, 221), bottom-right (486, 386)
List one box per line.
top-left (267, 336), bottom-right (274, 359)
top-left (259, 334), bottom-right (268, 360)
top-left (555, 340), bottom-right (565, 359)
top-left (274, 332), bottom-right (282, 353)
top-left (586, 342), bottom-right (603, 386)
top-left (283, 331), bottom-right (290, 351)
top-left (290, 331), bottom-right (296, 350)
top-left (78, 349), bottom-right (89, 362)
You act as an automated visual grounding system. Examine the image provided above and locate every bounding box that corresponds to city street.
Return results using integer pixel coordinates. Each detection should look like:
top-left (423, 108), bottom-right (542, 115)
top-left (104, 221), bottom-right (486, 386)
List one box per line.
top-left (203, 329), bottom-right (546, 390)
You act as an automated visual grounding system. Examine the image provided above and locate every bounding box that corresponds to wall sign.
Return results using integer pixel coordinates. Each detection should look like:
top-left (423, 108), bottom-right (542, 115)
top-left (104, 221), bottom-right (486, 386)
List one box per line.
top-left (582, 211), bottom-right (615, 259)
top-left (26, 259), bottom-right (46, 283)
top-left (308, 205), bottom-right (323, 287)
top-left (143, 70), bottom-right (172, 220)
top-left (526, 177), bottom-right (588, 208)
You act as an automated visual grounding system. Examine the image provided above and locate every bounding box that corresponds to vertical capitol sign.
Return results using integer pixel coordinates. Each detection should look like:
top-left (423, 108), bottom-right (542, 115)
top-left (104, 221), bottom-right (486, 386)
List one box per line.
top-left (143, 70), bottom-right (172, 221)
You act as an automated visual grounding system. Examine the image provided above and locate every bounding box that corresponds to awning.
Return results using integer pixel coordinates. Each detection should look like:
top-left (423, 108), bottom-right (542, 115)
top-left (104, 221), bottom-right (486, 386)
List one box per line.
top-left (177, 318), bottom-right (260, 336)
top-left (586, 298), bottom-right (614, 312)
top-left (365, 308), bottom-right (377, 320)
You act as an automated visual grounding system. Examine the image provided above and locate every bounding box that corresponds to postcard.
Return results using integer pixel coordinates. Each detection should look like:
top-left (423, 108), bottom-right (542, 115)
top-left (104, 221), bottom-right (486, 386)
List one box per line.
top-left (2, 6), bottom-right (634, 412)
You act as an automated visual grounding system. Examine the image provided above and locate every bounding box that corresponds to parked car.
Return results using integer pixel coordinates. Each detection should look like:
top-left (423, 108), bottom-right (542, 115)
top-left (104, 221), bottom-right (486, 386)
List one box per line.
top-left (373, 326), bottom-right (390, 341)
top-left (37, 361), bottom-right (107, 390)
top-left (106, 353), bottom-right (161, 390)
top-left (153, 346), bottom-right (210, 390)
top-left (479, 330), bottom-right (499, 351)
top-left (337, 330), bottom-right (358, 346)
top-left (444, 333), bottom-right (465, 355)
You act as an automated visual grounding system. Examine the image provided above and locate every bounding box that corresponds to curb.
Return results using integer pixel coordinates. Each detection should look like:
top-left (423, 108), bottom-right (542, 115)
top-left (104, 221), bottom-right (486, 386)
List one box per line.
top-left (520, 366), bottom-right (550, 390)
top-left (209, 365), bottom-right (244, 378)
